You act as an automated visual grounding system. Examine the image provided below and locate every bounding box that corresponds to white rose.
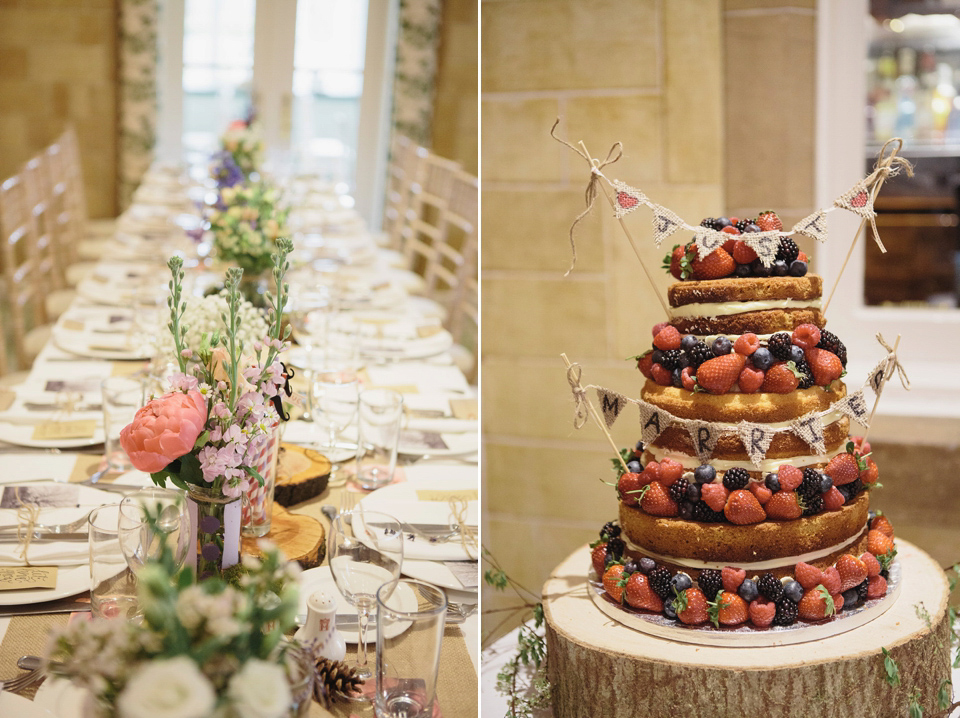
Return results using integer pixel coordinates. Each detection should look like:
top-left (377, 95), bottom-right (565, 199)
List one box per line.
top-left (116, 656), bottom-right (216, 718)
top-left (226, 659), bottom-right (291, 718)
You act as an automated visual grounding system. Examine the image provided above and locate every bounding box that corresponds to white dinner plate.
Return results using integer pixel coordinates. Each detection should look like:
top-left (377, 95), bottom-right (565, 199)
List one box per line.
top-left (296, 565), bottom-right (417, 643)
top-left (53, 329), bottom-right (153, 361)
top-left (401, 558), bottom-right (478, 591)
top-left (0, 692), bottom-right (59, 718)
top-left (33, 678), bottom-right (87, 718)
top-left (0, 421), bottom-right (106, 449)
top-left (397, 430), bottom-right (478, 458)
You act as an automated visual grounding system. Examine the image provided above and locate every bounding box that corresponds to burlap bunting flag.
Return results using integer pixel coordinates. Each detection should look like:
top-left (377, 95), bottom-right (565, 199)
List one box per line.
top-left (651, 204), bottom-right (685, 247)
top-left (792, 209), bottom-right (828, 243)
top-left (834, 389), bottom-right (870, 428)
top-left (741, 231), bottom-right (782, 267)
top-left (637, 402), bottom-right (669, 446)
top-left (611, 180), bottom-right (647, 219)
top-left (737, 421), bottom-right (778, 468)
top-left (867, 359), bottom-right (887, 395)
top-left (596, 388), bottom-right (628, 429)
top-left (693, 227), bottom-right (727, 260)
top-left (790, 413), bottom-right (827, 455)
top-left (834, 179), bottom-right (885, 252)
top-left (684, 420), bottom-right (721, 462)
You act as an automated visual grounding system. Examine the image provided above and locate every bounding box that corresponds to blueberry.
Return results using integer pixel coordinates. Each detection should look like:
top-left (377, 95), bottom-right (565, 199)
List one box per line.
top-left (686, 483), bottom-right (701, 502)
top-left (679, 501), bottom-right (694, 519)
top-left (652, 349), bottom-right (665, 365)
top-left (842, 588), bottom-right (859, 609)
top-left (789, 259), bottom-right (808, 277)
top-left (671, 368), bottom-right (683, 388)
top-left (772, 259), bottom-right (789, 276)
top-left (638, 557), bottom-right (656, 575)
top-left (750, 258), bottom-right (771, 277)
top-left (744, 223), bottom-right (761, 233)
top-left (783, 580), bottom-right (804, 603)
top-left (837, 485), bottom-right (852, 502)
top-left (820, 474), bottom-right (834, 493)
top-left (623, 560), bottom-right (639, 575)
top-left (663, 601), bottom-right (678, 620)
top-left (717, 217), bottom-right (731, 228)
top-left (671, 572), bottom-right (693, 592)
top-left (694, 464), bottom-right (717, 484)
top-left (788, 345), bottom-right (805, 365)
top-left (735, 263), bottom-right (751, 277)
top-left (751, 347), bottom-right (774, 371)
top-left (711, 336), bottom-right (732, 356)
top-left (765, 473), bottom-right (781, 492)
top-left (626, 460), bottom-right (642, 474)
top-left (681, 334), bottom-right (698, 351)
top-left (635, 440), bottom-right (645, 452)
top-left (867, 509), bottom-right (876, 522)
top-left (738, 578), bottom-right (759, 603)
top-left (678, 353), bottom-right (690, 369)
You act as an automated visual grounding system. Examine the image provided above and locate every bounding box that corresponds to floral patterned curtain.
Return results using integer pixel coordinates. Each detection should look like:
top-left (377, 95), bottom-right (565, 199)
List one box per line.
top-left (390, 0), bottom-right (443, 147)
top-left (118, 0), bottom-right (159, 211)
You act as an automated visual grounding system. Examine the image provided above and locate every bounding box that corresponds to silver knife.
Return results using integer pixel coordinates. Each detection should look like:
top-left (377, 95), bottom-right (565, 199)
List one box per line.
top-left (0, 601), bottom-right (90, 618)
top-left (0, 532), bottom-right (87, 543)
top-left (367, 521), bottom-right (478, 531)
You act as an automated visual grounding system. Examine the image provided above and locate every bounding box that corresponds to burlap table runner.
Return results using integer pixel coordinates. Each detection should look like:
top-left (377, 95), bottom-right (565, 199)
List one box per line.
top-left (0, 613), bottom-right (70, 699)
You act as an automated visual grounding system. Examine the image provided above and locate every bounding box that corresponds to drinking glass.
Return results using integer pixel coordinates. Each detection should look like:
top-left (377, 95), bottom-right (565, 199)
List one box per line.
top-left (88, 503), bottom-right (138, 619)
top-left (117, 487), bottom-right (190, 573)
top-left (309, 367), bottom-right (360, 455)
top-left (101, 377), bottom-right (146, 472)
top-left (328, 510), bottom-right (403, 682)
top-left (354, 389), bottom-right (403, 491)
top-left (375, 580), bottom-right (446, 718)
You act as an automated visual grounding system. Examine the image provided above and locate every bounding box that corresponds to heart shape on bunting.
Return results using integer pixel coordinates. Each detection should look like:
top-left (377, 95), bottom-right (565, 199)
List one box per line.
top-left (851, 191), bottom-right (868, 208)
top-left (610, 180), bottom-right (647, 219)
top-left (617, 192), bottom-right (639, 210)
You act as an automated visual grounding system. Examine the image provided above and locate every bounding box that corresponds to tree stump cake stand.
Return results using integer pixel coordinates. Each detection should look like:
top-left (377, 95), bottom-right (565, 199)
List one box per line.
top-left (543, 540), bottom-right (950, 718)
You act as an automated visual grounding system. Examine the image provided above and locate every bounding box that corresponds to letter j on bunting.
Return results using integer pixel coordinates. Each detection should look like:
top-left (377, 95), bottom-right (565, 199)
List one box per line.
top-left (650, 204), bottom-right (685, 247)
top-left (596, 388), bottom-right (627, 429)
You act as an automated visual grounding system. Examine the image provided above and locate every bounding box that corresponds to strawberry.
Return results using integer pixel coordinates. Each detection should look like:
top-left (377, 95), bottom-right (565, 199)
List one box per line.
top-left (697, 353), bottom-right (747, 394)
top-left (641, 481), bottom-right (679, 517)
top-left (721, 225), bottom-right (741, 236)
top-left (798, 585), bottom-right (836, 621)
top-left (659, 458), bottom-right (684, 486)
top-left (721, 567), bottom-right (746, 593)
top-left (867, 574), bottom-right (888, 599)
top-left (591, 543), bottom-right (608, 575)
top-left (675, 587), bottom-right (709, 625)
top-left (724, 489), bottom-right (766, 525)
top-left (712, 591), bottom-right (748, 626)
top-left (825, 453), bottom-right (859, 486)
top-left (732, 240), bottom-right (758, 265)
top-left (640, 461), bottom-right (661, 485)
top-left (651, 322), bottom-right (670, 338)
top-left (748, 481), bottom-right (772, 505)
top-left (870, 514), bottom-right (894, 539)
top-left (737, 365), bottom-right (765, 394)
top-left (728, 216), bottom-right (740, 226)
top-left (804, 347), bottom-right (844, 386)
top-left (797, 251), bottom-right (808, 262)
top-left (748, 598), bottom-right (776, 627)
top-left (654, 325), bottom-right (682, 350)
top-left (734, 332), bottom-right (760, 357)
top-left (721, 238), bottom-right (737, 254)
top-left (637, 352), bottom-right (654, 379)
top-left (853, 436), bottom-right (872, 454)
top-left (777, 465), bottom-right (804, 492)
top-left (765, 491), bottom-right (803, 520)
top-left (836, 554), bottom-right (868, 592)
top-left (617, 472), bottom-right (644, 506)
top-left (821, 566), bottom-right (842, 595)
top-left (761, 362), bottom-right (800, 393)
top-left (791, 323), bottom-right (821, 350)
top-left (664, 243), bottom-right (696, 280)
top-left (860, 457), bottom-right (879, 485)
top-left (701, 483), bottom-right (729, 512)
top-left (680, 366), bottom-right (697, 391)
top-left (860, 552), bottom-right (882, 578)
top-left (691, 248), bottom-right (736, 280)
top-left (866, 529), bottom-right (894, 557)
top-left (602, 564), bottom-right (626, 603)
top-left (822, 486), bottom-right (846, 511)
top-left (795, 562), bottom-right (824, 590)
top-left (651, 363), bottom-right (672, 386)
top-left (624, 572), bottom-right (664, 612)
top-left (755, 210), bottom-right (783, 232)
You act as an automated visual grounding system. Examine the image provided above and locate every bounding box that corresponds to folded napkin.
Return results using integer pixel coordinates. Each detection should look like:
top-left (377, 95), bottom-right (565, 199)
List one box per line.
top-left (0, 503), bottom-right (118, 567)
top-left (0, 390), bottom-right (101, 426)
top-left (405, 417), bottom-right (478, 434)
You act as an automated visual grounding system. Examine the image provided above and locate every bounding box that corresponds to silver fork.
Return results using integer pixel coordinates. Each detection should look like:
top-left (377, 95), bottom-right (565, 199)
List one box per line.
top-left (0, 668), bottom-right (44, 693)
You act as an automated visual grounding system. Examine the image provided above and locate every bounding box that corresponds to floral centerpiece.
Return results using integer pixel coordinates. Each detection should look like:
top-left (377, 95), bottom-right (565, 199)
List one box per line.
top-left (210, 150), bottom-right (246, 190)
top-left (120, 239), bottom-right (294, 575)
top-left (220, 119), bottom-right (262, 179)
top-left (209, 183), bottom-right (290, 277)
top-left (44, 537), bottom-right (310, 718)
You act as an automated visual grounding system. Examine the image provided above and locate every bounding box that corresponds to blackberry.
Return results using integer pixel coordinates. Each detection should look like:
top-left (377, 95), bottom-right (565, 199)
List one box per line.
top-left (686, 341), bottom-right (713, 369)
top-left (606, 537), bottom-right (626, 561)
top-left (600, 521), bottom-right (621, 540)
top-left (678, 501), bottom-right (694, 519)
top-left (776, 237), bottom-right (800, 264)
top-left (847, 478), bottom-right (865, 497)
top-left (816, 329), bottom-right (848, 368)
top-left (768, 333), bottom-right (793, 361)
top-left (799, 469), bottom-right (822, 499)
top-left (723, 467), bottom-right (750, 491)
top-left (649, 567), bottom-right (673, 600)
top-left (802, 494), bottom-right (824, 516)
top-left (700, 217), bottom-right (726, 231)
top-left (697, 568), bottom-right (724, 601)
top-left (795, 359), bottom-right (815, 389)
top-left (691, 500), bottom-right (725, 523)
top-left (669, 478), bottom-right (690, 504)
top-left (660, 348), bottom-right (684, 370)
top-left (856, 580), bottom-right (869, 604)
top-left (773, 596), bottom-right (799, 625)
top-left (757, 572), bottom-right (783, 602)
top-left (734, 218), bottom-right (751, 232)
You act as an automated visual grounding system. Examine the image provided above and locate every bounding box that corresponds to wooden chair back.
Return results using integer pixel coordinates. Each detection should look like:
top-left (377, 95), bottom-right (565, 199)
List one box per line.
top-left (383, 135), bottom-right (424, 249)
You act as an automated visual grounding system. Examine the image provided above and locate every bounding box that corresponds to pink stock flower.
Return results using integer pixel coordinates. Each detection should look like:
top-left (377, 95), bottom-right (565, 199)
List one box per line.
top-left (119, 390), bottom-right (208, 474)
top-left (168, 372), bottom-right (199, 392)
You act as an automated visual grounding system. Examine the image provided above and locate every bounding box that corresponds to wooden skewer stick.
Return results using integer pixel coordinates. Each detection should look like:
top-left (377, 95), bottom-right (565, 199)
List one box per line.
top-left (859, 333), bottom-right (900, 444)
top-left (561, 352), bottom-right (628, 473)
top-left (577, 140), bottom-right (672, 319)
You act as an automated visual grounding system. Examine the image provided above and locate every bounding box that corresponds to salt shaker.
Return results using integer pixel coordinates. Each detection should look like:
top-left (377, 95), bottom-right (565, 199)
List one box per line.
top-left (294, 589), bottom-right (346, 662)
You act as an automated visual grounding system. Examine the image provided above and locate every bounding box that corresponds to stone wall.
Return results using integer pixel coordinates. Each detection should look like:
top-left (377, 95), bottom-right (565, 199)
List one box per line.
top-left (433, 0), bottom-right (478, 174)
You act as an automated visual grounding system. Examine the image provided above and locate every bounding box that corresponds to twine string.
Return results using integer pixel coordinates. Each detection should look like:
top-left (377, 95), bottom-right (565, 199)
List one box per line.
top-left (864, 138), bottom-right (914, 253)
top-left (550, 119), bottom-right (622, 276)
top-left (876, 333), bottom-right (910, 391)
top-left (448, 497), bottom-right (477, 557)
top-left (14, 487), bottom-right (39, 566)
top-left (565, 362), bottom-right (588, 429)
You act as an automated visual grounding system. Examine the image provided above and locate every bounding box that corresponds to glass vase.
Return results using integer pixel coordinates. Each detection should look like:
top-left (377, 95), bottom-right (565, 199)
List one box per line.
top-left (242, 423), bottom-right (282, 538)
top-left (186, 484), bottom-right (244, 580)
top-left (283, 643), bottom-right (315, 717)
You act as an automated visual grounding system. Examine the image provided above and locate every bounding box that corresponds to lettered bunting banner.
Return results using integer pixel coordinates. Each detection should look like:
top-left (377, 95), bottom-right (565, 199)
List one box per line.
top-left (651, 204), bottom-right (686, 247)
top-left (611, 180), bottom-right (646, 219)
top-left (833, 389), bottom-right (870, 427)
top-left (637, 402), bottom-right (669, 446)
top-left (737, 421), bottom-right (778, 468)
top-left (790, 413), bottom-right (827, 456)
top-left (596, 388), bottom-right (628, 429)
top-left (684, 420), bottom-right (721, 463)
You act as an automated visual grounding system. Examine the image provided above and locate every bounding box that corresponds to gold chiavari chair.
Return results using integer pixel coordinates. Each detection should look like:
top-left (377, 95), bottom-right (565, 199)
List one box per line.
top-left (383, 135), bottom-right (425, 251)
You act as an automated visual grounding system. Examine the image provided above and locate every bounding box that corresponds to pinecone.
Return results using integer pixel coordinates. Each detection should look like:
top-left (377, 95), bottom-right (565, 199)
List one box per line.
top-left (314, 657), bottom-right (364, 706)
top-left (776, 237), bottom-right (800, 264)
top-left (648, 566), bottom-right (673, 599)
top-left (767, 333), bottom-right (794, 361)
top-left (774, 596), bottom-right (799, 625)
top-left (757, 572), bottom-right (783, 602)
top-left (691, 500), bottom-right (725, 523)
top-left (669, 478), bottom-right (690, 504)
top-left (697, 568), bottom-right (723, 600)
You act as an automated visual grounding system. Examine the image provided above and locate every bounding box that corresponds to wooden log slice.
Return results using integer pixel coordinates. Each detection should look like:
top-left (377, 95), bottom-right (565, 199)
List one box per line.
top-left (273, 444), bottom-right (332, 507)
top-left (544, 540), bottom-right (950, 718)
top-left (241, 505), bottom-right (326, 568)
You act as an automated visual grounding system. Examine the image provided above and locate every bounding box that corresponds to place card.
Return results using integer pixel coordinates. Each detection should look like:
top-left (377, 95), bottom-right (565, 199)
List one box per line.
top-left (32, 420), bottom-right (97, 441)
top-left (416, 489), bottom-right (479, 502)
top-left (0, 566), bottom-right (58, 591)
top-left (449, 398), bottom-right (478, 420)
top-left (444, 561), bottom-right (479, 589)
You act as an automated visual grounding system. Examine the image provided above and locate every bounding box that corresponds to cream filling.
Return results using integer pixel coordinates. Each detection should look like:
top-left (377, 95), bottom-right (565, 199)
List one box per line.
top-left (700, 410), bottom-right (844, 432)
top-left (669, 297), bottom-right (822, 320)
top-left (644, 443), bottom-right (845, 473)
top-left (623, 527), bottom-right (866, 572)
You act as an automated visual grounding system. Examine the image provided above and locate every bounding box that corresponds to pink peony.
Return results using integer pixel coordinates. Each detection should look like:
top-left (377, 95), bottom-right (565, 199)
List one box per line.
top-left (119, 390), bottom-right (208, 474)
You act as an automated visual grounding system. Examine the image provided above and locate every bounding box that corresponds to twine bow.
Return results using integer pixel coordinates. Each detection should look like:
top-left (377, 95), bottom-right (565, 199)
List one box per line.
top-left (876, 333), bottom-right (911, 391)
top-left (565, 362), bottom-right (589, 429)
top-left (14, 487), bottom-right (39, 566)
top-left (863, 138), bottom-right (914, 253)
top-left (550, 119), bottom-right (622, 276)
top-left (449, 497), bottom-right (477, 558)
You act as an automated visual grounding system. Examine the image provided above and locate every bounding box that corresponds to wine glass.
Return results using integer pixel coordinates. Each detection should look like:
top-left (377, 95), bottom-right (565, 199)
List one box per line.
top-left (117, 487), bottom-right (190, 573)
top-left (328, 510), bottom-right (403, 683)
top-left (309, 366), bottom-right (360, 460)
